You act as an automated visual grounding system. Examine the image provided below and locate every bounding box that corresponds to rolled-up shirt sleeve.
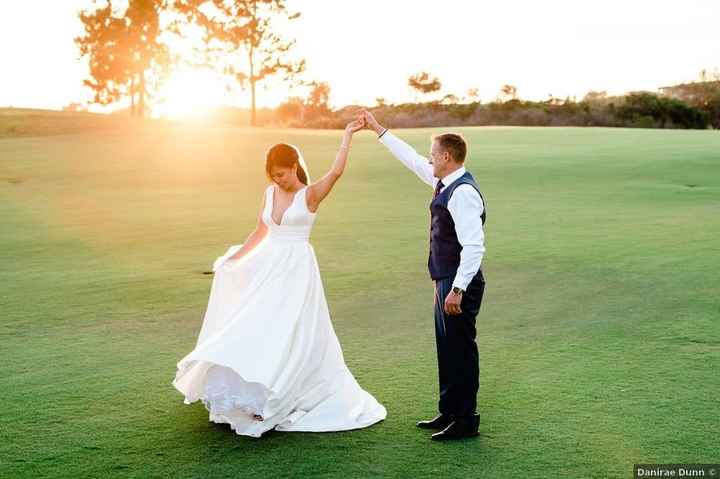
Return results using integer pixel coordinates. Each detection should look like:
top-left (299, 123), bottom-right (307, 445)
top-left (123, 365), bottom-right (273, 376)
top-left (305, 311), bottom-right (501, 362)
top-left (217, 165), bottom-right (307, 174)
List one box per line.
top-left (447, 184), bottom-right (485, 290)
top-left (378, 131), bottom-right (436, 188)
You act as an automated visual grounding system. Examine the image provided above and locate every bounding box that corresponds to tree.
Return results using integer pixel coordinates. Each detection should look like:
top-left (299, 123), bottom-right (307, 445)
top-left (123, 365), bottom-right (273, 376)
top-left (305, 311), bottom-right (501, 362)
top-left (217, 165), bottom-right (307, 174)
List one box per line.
top-left (176, 0), bottom-right (305, 126)
top-left (75, 3), bottom-right (131, 112)
top-left (125, 0), bottom-right (170, 116)
top-left (465, 87), bottom-right (480, 102)
top-left (499, 84), bottom-right (518, 102)
top-left (408, 72), bottom-right (442, 101)
top-left (441, 93), bottom-right (459, 104)
top-left (306, 81), bottom-right (330, 113)
top-left (76, 0), bottom-right (169, 116)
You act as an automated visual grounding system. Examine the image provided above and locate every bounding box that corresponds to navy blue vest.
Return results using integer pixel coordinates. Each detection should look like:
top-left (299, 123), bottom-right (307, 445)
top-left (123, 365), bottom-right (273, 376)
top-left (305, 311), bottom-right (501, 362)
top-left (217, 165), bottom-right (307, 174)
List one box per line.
top-left (428, 171), bottom-right (486, 281)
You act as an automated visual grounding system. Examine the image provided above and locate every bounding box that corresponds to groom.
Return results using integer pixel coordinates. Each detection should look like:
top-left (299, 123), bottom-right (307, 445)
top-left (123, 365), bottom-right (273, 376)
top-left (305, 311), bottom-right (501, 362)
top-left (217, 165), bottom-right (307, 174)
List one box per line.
top-left (361, 110), bottom-right (487, 441)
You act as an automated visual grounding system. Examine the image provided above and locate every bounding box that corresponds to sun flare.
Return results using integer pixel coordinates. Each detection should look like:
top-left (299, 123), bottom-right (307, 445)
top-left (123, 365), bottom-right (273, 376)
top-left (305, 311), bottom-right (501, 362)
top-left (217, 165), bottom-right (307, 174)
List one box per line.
top-left (153, 68), bottom-right (229, 119)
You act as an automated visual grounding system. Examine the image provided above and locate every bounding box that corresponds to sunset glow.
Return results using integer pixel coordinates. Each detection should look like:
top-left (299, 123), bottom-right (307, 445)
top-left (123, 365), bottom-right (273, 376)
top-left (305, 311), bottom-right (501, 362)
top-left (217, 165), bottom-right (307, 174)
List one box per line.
top-left (152, 68), bottom-right (230, 119)
top-left (1, 0), bottom-right (719, 112)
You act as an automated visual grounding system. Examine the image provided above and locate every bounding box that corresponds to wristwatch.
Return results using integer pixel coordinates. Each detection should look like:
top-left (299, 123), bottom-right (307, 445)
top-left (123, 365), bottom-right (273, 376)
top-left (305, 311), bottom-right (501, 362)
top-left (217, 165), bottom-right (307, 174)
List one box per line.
top-left (451, 286), bottom-right (464, 295)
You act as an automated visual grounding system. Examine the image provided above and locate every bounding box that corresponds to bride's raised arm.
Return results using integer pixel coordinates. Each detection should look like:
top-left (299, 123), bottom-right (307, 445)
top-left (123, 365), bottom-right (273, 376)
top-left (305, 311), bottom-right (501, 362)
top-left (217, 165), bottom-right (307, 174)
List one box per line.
top-left (306, 118), bottom-right (365, 212)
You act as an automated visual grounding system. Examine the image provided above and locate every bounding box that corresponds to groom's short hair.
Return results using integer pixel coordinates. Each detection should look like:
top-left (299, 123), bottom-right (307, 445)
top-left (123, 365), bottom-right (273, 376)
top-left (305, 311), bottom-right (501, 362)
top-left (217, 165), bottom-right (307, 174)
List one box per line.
top-left (433, 133), bottom-right (467, 163)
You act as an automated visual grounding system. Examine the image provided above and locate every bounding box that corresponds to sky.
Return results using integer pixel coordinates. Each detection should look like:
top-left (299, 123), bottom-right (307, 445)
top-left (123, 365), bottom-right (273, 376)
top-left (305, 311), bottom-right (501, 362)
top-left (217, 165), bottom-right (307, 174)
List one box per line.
top-left (1, 0), bottom-right (719, 114)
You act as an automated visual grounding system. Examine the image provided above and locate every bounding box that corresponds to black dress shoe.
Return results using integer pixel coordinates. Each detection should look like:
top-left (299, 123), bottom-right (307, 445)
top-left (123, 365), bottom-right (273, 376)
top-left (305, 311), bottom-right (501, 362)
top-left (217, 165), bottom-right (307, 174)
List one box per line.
top-left (416, 414), bottom-right (452, 430)
top-left (430, 414), bottom-right (480, 441)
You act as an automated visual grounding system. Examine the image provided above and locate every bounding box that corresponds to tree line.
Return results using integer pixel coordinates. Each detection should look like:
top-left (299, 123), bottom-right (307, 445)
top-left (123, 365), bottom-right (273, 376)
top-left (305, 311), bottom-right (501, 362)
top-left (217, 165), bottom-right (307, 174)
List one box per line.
top-left (74, 2), bottom-right (719, 130)
top-left (270, 72), bottom-right (720, 130)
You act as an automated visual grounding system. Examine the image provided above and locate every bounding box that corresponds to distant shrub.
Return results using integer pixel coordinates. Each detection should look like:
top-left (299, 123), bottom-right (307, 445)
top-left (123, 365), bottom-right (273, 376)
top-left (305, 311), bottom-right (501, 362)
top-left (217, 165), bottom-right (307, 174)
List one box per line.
top-left (616, 93), bottom-right (709, 129)
top-left (447, 102), bottom-right (480, 121)
top-left (705, 94), bottom-right (720, 128)
top-left (275, 98), bottom-right (304, 124)
top-left (630, 115), bottom-right (657, 129)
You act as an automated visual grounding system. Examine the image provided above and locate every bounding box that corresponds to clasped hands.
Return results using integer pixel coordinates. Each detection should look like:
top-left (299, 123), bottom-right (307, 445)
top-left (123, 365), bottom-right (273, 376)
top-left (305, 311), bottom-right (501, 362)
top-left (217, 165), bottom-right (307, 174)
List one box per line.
top-left (344, 110), bottom-right (386, 136)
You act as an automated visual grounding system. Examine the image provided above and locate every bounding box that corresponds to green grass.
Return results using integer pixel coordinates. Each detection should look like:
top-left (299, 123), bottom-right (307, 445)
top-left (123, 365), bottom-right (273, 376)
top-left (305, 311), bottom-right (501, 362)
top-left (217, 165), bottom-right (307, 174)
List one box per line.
top-left (0, 108), bottom-right (147, 138)
top-left (1, 115), bottom-right (719, 478)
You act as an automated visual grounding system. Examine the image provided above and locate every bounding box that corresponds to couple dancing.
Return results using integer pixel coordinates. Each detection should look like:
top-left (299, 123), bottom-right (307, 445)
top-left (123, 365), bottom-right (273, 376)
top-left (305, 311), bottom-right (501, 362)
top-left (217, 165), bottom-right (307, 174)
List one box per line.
top-left (172, 110), bottom-right (487, 441)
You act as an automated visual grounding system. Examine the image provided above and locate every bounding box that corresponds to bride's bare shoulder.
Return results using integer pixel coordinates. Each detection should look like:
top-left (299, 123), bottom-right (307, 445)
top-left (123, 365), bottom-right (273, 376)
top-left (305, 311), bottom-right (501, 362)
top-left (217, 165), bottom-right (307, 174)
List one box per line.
top-left (264, 184), bottom-right (277, 200)
top-left (260, 184), bottom-right (274, 208)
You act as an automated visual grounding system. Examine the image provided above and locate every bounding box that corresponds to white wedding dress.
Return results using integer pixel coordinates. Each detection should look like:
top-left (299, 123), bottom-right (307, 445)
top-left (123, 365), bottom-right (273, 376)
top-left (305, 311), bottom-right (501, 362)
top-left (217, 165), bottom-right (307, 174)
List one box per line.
top-left (172, 184), bottom-right (387, 438)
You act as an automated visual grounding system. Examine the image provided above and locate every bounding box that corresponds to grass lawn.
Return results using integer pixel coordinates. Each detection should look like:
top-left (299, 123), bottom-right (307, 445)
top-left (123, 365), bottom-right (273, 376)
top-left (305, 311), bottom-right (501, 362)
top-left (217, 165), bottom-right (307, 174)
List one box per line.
top-left (1, 113), bottom-right (718, 478)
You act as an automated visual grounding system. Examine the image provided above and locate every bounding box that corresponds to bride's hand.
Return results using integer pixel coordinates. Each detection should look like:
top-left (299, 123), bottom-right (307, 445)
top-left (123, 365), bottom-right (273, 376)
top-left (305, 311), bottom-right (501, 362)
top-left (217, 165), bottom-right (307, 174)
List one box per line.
top-left (345, 118), bottom-right (365, 134)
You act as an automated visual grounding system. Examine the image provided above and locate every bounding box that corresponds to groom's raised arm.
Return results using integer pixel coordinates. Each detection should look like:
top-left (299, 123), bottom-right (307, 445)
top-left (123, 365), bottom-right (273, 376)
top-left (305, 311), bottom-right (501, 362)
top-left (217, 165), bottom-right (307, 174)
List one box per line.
top-left (361, 110), bottom-right (435, 187)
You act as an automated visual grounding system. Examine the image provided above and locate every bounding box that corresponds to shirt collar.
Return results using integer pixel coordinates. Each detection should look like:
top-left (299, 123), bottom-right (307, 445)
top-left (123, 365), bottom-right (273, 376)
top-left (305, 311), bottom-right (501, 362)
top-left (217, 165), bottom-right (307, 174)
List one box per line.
top-left (440, 166), bottom-right (466, 187)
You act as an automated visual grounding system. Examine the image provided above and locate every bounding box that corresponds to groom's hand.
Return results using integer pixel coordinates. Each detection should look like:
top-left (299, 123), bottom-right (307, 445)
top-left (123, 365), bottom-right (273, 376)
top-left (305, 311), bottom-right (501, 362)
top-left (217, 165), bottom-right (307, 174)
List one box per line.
top-left (444, 291), bottom-right (463, 315)
top-left (360, 109), bottom-right (385, 136)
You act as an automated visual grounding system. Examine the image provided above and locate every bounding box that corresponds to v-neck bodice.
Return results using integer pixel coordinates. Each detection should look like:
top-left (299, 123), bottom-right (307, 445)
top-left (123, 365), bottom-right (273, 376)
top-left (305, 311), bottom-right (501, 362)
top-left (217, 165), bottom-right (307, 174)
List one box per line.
top-left (262, 185), bottom-right (316, 243)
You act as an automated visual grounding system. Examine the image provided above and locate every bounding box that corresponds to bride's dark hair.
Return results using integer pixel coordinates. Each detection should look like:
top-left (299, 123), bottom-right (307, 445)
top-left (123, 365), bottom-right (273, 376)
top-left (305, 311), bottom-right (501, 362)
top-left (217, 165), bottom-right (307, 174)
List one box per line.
top-left (265, 143), bottom-right (309, 185)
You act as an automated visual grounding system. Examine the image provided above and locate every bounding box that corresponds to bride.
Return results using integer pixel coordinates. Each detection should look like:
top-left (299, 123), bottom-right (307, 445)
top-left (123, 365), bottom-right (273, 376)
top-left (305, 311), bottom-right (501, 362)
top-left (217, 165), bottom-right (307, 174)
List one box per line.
top-left (172, 118), bottom-right (387, 438)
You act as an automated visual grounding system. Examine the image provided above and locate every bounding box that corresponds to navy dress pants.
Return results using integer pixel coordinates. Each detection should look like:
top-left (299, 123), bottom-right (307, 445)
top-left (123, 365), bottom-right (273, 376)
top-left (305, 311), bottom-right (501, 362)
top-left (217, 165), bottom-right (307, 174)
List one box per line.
top-left (433, 272), bottom-right (485, 418)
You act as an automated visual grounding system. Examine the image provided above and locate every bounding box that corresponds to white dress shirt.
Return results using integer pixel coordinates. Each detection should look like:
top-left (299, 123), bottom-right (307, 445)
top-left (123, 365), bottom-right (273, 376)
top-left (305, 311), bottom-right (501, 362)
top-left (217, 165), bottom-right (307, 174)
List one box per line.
top-left (378, 131), bottom-right (485, 290)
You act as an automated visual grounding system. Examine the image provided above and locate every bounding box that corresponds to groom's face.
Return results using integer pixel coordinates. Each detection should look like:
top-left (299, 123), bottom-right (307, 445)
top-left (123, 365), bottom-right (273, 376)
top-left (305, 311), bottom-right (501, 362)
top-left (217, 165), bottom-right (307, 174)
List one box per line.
top-left (429, 141), bottom-right (451, 178)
